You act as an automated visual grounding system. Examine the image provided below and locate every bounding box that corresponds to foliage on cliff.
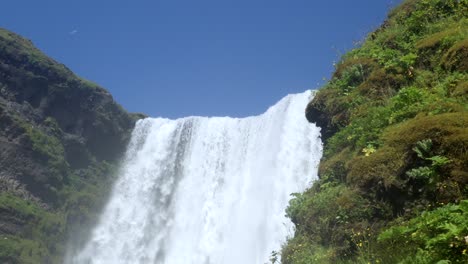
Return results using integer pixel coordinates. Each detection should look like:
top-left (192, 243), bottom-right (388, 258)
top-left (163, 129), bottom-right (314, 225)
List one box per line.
top-left (284, 0), bottom-right (468, 263)
top-left (0, 28), bottom-right (143, 263)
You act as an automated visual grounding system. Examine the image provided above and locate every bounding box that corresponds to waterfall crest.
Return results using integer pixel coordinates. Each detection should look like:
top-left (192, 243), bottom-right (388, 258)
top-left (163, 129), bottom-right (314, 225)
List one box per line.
top-left (70, 90), bottom-right (322, 264)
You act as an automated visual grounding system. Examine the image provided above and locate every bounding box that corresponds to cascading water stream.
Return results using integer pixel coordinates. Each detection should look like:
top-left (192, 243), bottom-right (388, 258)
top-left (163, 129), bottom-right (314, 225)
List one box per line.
top-left (69, 90), bottom-right (322, 264)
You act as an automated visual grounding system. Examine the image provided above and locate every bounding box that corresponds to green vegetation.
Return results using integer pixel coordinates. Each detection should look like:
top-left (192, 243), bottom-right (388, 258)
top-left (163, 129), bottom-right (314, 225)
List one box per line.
top-left (378, 201), bottom-right (468, 263)
top-left (0, 113), bottom-right (120, 263)
top-left (0, 194), bottom-right (65, 264)
top-left (0, 157), bottom-right (119, 263)
top-left (284, 0), bottom-right (468, 263)
top-left (25, 124), bottom-right (68, 188)
top-left (0, 28), bottom-right (72, 83)
top-left (1, 0), bottom-right (467, 263)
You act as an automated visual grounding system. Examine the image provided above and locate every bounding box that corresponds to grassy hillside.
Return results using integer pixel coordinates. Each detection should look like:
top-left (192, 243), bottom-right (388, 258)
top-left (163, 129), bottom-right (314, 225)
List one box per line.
top-left (282, 0), bottom-right (467, 263)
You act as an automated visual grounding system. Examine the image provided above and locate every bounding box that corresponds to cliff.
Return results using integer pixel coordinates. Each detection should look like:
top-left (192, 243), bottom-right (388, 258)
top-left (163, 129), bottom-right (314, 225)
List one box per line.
top-left (283, 0), bottom-right (467, 263)
top-left (0, 28), bottom-right (143, 263)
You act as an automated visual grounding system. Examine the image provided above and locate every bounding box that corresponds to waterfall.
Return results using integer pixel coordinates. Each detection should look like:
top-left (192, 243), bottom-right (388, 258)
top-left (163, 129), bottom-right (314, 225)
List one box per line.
top-left (69, 90), bottom-right (322, 264)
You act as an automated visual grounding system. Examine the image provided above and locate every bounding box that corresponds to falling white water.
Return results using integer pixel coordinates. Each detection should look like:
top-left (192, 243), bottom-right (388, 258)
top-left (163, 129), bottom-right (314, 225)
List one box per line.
top-left (70, 90), bottom-right (322, 264)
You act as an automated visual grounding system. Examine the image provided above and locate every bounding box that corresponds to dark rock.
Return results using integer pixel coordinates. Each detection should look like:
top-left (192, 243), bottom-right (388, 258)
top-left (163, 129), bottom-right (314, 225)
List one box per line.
top-left (305, 99), bottom-right (336, 141)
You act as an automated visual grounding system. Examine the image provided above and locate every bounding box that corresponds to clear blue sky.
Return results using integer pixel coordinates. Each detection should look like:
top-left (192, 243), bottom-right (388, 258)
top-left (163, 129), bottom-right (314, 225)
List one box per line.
top-left (2, 0), bottom-right (401, 118)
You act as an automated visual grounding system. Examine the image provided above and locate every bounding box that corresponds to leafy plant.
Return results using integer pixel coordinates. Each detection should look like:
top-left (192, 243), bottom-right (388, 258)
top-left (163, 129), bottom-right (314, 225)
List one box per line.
top-left (378, 201), bottom-right (468, 263)
top-left (406, 139), bottom-right (451, 184)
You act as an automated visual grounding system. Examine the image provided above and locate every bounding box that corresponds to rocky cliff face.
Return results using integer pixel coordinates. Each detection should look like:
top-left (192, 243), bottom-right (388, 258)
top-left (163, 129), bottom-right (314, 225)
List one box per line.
top-left (0, 28), bottom-right (143, 263)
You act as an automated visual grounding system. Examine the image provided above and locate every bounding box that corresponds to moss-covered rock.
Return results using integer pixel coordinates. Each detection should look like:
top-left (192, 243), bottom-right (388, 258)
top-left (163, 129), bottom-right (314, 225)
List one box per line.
top-left (285, 0), bottom-right (468, 263)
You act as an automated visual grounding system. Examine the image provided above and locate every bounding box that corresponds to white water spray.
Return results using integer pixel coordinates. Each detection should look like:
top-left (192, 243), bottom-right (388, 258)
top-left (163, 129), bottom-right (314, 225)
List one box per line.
top-left (70, 91), bottom-right (322, 264)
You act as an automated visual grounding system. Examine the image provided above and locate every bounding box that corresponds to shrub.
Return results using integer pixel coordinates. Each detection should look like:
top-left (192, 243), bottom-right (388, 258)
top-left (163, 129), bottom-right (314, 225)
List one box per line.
top-left (318, 148), bottom-right (353, 183)
top-left (348, 147), bottom-right (407, 191)
top-left (282, 235), bottom-right (335, 264)
top-left (357, 68), bottom-right (405, 100)
top-left (285, 184), bottom-right (386, 261)
top-left (0, 194), bottom-right (65, 264)
top-left (442, 39), bottom-right (468, 72)
top-left (452, 80), bottom-right (468, 99)
top-left (332, 58), bottom-right (377, 80)
top-left (378, 200), bottom-right (468, 263)
top-left (416, 27), bottom-right (462, 50)
top-left (325, 106), bottom-right (391, 157)
top-left (388, 86), bottom-right (434, 124)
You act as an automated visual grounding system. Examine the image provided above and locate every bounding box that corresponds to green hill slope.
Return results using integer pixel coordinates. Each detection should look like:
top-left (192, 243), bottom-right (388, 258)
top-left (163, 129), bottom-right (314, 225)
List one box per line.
top-left (282, 0), bottom-right (467, 263)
